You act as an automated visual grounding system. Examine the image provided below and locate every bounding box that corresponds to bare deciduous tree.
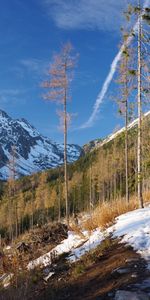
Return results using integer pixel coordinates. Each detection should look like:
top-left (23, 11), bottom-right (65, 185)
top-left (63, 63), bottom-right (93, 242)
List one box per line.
top-left (42, 43), bottom-right (77, 225)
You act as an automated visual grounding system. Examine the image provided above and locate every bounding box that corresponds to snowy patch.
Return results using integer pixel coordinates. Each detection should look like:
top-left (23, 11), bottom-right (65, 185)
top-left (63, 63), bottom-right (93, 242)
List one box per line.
top-left (112, 208), bottom-right (150, 264)
top-left (94, 110), bottom-right (150, 151)
top-left (44, 272), bottom-right (55, 282)
top-left (115, 290), bottom-right (149, 300)
top-left (27, 207), bottom-right (150, 274)
top-left (16, 120), bottom-right (40, 137)
top-left (68, 228), bottom-right (104, 262)
top-left (27, 231), bottom-right (86, 270)
top-left (27, 228), bottom-right (105, 270)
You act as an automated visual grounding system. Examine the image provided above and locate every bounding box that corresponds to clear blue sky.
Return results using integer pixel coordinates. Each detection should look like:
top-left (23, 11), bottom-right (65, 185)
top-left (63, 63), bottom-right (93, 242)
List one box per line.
top-left (0, 0), bottom-right (140, 145)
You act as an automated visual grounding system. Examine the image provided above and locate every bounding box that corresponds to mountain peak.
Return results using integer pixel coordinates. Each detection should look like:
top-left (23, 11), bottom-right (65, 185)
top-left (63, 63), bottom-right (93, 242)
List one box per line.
top-left (0, 109), bottom-right (10, 119)
top-left (20, 117), bottom-right (30, 124)
top-left (0, 110), bottom-right (83, 179)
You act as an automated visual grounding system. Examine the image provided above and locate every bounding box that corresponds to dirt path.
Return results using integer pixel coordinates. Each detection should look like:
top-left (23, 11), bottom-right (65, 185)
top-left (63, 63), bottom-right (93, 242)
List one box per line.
top-left (39, 238), bottom-right (150, 300)
top-left (1, 238), bottom-right (150, 300)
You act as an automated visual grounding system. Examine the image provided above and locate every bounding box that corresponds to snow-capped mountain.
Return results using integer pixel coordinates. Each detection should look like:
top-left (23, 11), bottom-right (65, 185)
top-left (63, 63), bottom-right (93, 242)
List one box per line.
top-left (0, 110), bottom-right (83, 179)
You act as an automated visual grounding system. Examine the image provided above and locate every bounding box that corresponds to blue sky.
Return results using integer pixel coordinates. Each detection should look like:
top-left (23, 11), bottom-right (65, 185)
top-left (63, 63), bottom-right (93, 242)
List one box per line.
top-left (0, 0), bottom-right (140, 145)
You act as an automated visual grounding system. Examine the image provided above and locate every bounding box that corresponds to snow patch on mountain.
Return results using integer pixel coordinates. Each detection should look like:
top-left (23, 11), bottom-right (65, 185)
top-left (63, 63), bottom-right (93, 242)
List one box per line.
top-left (0, 110), bottom-right (83, 179)
top-left (83, 110), bottom-right (150, 153)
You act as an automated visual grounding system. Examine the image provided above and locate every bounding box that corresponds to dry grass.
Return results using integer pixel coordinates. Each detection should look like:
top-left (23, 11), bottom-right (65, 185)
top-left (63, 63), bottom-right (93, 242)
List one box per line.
top-left (69, 223), bottom-right (85, 239)
top-left (83, 196), bottom-right (138, 231)
top-left (143, 190), bottom-right (150, 204)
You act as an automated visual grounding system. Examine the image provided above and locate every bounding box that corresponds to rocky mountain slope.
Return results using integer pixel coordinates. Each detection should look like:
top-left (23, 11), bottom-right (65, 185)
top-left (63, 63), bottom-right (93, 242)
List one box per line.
top-left (0, 110), bottom-right (83, 179)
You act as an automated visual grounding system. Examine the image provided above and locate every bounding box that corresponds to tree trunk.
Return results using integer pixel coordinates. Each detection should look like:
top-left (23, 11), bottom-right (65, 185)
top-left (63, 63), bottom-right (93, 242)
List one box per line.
top-left (125, 63), bottom-right (129, 203)
top-left (58, 176), bottom-right (61, 222)
top-left (15, 202), bottom-right (18, 238)
top-left (137, 0), bottom-right (143, 208)
top-left (64, 83), bottom-right (69, 226)
top-left (89, 165), bottom-right (92, 213)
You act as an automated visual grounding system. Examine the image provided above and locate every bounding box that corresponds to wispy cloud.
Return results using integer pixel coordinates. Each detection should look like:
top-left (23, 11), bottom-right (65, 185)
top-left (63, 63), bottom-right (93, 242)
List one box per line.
top-left (19, 58), bottom-right (47, 75)
top-left (0, 89), bottom-right (26, 106)
top-left (40, 0), bottom-right (133, 32)
top-left (80, 0), bottom-right (150, 129)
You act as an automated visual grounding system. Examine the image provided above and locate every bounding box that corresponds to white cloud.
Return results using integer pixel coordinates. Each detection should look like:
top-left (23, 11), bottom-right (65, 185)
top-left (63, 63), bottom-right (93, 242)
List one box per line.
top-left (41, 0), bottom-right (136, 31)
top-left (0, 89), bottom-right (26, 105)
top-left (19, 58), bottom-right (46, 73)
top-left (20, 59), bottom-right (40, 72)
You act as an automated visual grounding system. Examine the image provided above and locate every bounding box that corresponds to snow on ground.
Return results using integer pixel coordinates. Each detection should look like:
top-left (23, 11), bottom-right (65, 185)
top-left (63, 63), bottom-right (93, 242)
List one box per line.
top-left (27, 231), bottom-right (86, 270)
top-left (112, 207), bottom-right (150, 264)
top-left (44, 272), bottom-right (55, 282)
top-left (69, 228), bottom-right (104, 262)
top-left (27, 229), bottom-right (105, 270)
top-left (70, 207), bottom-right (150, 265)
top-left (3, 206), bottom-right (150, 289)
top-left (27, 207), bottom-right (150, 271)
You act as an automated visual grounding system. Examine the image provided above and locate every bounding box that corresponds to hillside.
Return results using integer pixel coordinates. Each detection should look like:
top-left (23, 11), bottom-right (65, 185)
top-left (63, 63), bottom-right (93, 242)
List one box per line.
top-left (0, 111), bottom-right (150, 299)
top-left (83, 110), bottom-right (150, 153)
top-left (1, 0), bottom-right (150, 298)
top-left (0, 110), bottom-right (83, 179)
top-left (0, 110), bottom-right (150, 240)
